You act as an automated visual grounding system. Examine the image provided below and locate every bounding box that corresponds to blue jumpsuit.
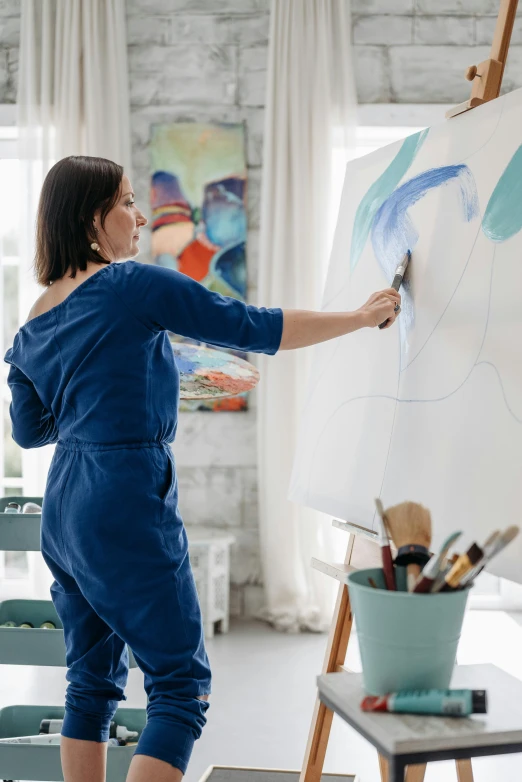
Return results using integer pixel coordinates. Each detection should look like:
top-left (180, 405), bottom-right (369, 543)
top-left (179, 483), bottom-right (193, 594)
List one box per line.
top-left (3, 260), bottom-right (283, 774)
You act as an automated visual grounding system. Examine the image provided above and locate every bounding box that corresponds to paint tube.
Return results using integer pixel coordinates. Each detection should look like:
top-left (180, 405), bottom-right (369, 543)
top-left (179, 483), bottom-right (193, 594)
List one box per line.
top-left (0, 733), bottom-right (124, 746)
top-left (361, 689), bottom-right (487, 716)
top-left (0, 733), bottom-right (62, 744)
top-left (39, 718), bottom-right (138, 741)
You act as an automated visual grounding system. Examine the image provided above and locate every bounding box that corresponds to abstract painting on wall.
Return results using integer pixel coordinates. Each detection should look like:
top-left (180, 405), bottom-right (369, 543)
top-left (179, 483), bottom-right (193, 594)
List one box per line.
top-left (150, 122), bottom-right (248, 411)
top-left (289, 87), bottom-right (522, 585)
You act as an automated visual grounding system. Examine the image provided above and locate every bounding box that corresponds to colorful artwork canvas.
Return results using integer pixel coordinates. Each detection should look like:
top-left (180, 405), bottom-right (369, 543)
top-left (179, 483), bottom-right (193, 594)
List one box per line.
top-left (290, 88), bottom-right (522, 585)
top-left (150, 122), bottom-right (248, 411)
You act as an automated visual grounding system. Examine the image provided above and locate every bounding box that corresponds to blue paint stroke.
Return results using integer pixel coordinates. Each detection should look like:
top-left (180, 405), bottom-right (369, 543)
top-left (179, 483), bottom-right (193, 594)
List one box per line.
top-left (371, 164), bottom-right (479, 359)
top-left (350, 129), bottom-right (429, 272)
top-left (482, 144), bottom-right (522, 242)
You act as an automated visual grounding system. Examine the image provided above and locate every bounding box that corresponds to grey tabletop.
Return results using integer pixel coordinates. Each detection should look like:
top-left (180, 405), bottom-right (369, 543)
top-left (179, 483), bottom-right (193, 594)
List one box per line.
top-left (317, 664), bottom-right (522, 757)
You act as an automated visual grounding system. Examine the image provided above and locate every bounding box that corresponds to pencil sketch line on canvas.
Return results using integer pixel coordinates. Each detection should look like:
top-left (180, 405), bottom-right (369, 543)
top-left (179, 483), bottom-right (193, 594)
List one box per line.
top-left (474, 362), bottom-right (522, 423)
top-left (400, 225), bottom-right (483, 372)
top-left (304, 245), bottom-right (503, 504)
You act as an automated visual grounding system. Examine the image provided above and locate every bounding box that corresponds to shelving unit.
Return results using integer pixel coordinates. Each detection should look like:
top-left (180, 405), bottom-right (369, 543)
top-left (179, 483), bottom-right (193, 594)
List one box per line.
top-left (0, 496), bottom-right (147, 782)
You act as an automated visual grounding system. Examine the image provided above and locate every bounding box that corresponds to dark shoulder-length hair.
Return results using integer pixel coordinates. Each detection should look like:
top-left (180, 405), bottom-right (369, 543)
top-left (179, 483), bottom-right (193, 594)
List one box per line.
top-left (34, 155), bottom-right (124, 286)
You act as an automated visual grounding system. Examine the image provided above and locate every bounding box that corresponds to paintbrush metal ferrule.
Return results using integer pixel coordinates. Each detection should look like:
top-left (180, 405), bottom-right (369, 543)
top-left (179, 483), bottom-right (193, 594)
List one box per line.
top-left (379, 251), bottom-right (411, 328)
top-left (412, 552), bottom-right (441, 593)
top-left (391, 250), bottom-right (411, 289)
top-left (440, 543), bottom-right (483, 591)
top-left (412, 529), bottom-right (462, 594)
top-left (459, 530), bottom-right (500, 587)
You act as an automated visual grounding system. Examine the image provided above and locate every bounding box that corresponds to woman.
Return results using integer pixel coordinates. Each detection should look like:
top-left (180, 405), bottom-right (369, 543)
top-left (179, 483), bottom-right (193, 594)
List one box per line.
top-left (3, 156), bottom-right (400, 782)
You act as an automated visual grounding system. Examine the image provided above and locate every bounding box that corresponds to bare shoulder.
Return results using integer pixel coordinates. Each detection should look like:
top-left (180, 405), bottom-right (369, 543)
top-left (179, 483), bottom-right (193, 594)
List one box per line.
top-left (26, 288), bottom-right (55, 323)
top-left (25, 278), bottom-right (71, 323)
top-left (24, 263), bottom-right (112, 324)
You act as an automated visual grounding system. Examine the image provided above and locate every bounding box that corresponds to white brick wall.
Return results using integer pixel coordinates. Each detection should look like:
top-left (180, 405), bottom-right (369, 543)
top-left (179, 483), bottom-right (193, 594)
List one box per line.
top-left (353, 1), bottom-right (522, 103)
top-left (0, 0), bottom-right (18, 102)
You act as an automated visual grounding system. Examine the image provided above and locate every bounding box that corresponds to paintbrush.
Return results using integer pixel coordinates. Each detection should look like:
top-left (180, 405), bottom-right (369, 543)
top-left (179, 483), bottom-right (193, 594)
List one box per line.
top-left (413, 530), bottom-right (462, 593)
top-left (383, 501), bottom-right (432, 592)
top-left (378, 250), bottom-right (411, 329)
top-left (456, 530), bottom-right (500, 587)
top-left (436, 543), bottom-right (483, 592)
top-left (461, 526), bottom-right (519, 587)
top-left (375, 498), bottom-right (396, 590)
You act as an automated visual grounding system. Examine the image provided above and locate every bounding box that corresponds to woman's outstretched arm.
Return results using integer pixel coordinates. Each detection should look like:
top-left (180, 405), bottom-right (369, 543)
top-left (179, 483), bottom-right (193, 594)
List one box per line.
top-left (279, 288), bottom-right (402, 350)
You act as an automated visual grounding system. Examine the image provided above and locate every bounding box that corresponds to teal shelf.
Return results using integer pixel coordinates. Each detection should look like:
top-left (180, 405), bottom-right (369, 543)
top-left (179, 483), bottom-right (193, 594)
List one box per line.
top-left (0, 600), bottom-right (137, 668)
top-left (0, 704), bottom-right (147, 781)
top-left (0, 496), bottom-right (43, 551)
top-left (0, 496), bottom-right (43, 512)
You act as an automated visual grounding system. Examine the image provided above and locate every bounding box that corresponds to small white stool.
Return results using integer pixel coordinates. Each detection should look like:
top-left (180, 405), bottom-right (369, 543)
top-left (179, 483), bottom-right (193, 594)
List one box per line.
top-left (185, 527), bottom-right (235, 639)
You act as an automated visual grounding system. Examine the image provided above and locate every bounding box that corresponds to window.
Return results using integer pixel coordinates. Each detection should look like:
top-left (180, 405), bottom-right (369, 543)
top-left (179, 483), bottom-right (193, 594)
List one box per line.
top-left (0, 113), bottom-right (22, 499)
top-left (0, 111), bottom-right (29, 587)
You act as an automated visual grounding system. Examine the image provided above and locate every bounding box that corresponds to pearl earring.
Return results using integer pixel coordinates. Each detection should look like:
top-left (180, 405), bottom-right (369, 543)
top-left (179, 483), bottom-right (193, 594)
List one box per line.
top-left (91, 226), bottom-right (99, 251)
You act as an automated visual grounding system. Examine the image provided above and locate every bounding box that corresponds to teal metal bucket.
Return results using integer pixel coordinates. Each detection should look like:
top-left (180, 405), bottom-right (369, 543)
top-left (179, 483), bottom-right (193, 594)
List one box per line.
top-left (347, 567), bottom-right (470, 696)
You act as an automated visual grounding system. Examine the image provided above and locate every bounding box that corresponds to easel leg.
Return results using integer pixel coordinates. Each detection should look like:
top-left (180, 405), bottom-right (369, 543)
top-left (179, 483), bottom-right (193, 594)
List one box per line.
top-left (299, 535), bottom-right (355, 781)
top-left (456, 759), bottom-right (474, 782)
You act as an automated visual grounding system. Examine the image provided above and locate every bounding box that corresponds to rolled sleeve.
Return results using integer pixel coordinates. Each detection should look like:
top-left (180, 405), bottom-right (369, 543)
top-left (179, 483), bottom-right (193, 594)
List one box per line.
top-left (112, 261), bottom-right (284, 355)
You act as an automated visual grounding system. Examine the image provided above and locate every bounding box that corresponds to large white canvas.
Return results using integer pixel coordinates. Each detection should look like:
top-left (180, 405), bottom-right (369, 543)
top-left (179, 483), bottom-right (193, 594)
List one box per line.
top-left (289, 88), bottom-right (522, 585)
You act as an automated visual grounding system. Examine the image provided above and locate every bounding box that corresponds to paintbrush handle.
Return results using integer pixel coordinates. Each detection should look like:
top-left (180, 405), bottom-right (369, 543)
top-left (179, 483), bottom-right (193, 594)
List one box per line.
top-left (407, 563), bottom-right (421, 592)
top-left (378, 252), bottom-right (410, 328)
top-left (381, 545), bottom-right (396, 591)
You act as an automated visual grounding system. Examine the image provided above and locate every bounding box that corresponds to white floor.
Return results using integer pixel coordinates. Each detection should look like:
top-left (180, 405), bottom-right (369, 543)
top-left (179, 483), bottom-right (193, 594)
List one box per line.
top-left (2, 611), bottom-right (522, 782)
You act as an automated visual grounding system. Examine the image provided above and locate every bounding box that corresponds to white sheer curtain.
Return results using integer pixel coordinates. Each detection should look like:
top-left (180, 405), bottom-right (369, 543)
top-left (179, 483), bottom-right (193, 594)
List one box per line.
top-left (256, 0), bottom-right (357, 632)
top-left (17, 0), bottom-right (132, 599)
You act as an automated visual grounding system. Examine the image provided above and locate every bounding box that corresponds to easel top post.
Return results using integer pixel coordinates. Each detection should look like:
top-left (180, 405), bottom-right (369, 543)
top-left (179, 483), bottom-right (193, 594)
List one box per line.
top-left (446, 0), bottom-right (519, 118)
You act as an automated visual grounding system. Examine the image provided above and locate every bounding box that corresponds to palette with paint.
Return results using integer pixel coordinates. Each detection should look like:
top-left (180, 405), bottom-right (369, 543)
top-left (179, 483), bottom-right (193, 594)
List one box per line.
top-left (171, 342), bottom-right (260, 399)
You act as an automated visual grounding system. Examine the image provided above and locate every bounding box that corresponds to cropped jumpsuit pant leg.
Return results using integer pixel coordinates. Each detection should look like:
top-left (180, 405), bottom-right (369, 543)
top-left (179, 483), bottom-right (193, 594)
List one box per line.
top-left (40, 439), bottom-right (211, 775)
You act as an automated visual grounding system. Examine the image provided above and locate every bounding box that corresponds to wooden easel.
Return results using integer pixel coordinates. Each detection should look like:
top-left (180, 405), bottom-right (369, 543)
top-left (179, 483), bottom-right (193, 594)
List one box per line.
top-left (299, 2), bottom-right (519, 780)
top-left (446, 0), bottom-right (519, 118)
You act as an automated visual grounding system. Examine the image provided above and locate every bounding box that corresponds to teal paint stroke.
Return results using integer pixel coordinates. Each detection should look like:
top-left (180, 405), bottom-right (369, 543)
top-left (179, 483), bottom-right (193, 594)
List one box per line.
top-left (350, 128), bottom-right (429, 271)
top-left (482, 145), bottom-right (522, 242)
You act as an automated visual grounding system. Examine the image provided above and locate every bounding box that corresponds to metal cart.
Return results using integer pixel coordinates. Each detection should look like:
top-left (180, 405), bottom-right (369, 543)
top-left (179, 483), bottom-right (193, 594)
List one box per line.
top-left (0, 496), bottom-right (147, 782)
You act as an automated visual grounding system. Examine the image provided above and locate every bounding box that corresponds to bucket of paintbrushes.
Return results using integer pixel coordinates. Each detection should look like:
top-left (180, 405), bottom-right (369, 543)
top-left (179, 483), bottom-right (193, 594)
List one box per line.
top-left (347, 566), bottom-right (470, 695)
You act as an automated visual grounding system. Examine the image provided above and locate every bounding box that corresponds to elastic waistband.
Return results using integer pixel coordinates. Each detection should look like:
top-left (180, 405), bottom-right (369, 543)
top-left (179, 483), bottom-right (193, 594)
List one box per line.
top-left (56, 439), bottom-right (171, 452)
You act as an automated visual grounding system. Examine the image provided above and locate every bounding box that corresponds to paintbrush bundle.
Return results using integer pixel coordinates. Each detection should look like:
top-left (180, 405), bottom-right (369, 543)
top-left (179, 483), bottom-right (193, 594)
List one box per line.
top-left (378, 501), bottom-right (432, 592)
top-left (373, 498), bottom-right (519, 594)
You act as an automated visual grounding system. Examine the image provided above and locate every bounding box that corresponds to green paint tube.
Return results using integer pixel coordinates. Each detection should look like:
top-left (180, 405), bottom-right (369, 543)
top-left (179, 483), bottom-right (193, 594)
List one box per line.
top-left (361, 689), bottom-right (487, 716)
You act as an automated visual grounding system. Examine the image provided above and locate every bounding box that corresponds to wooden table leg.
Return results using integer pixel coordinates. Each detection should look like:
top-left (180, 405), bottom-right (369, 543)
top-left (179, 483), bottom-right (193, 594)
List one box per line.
top-left (405, 765), bottom-right (427, 782)
top-left (381, 758), bottom-right (426, 781)
top-left (456, 759), bottom-right (474, 782)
